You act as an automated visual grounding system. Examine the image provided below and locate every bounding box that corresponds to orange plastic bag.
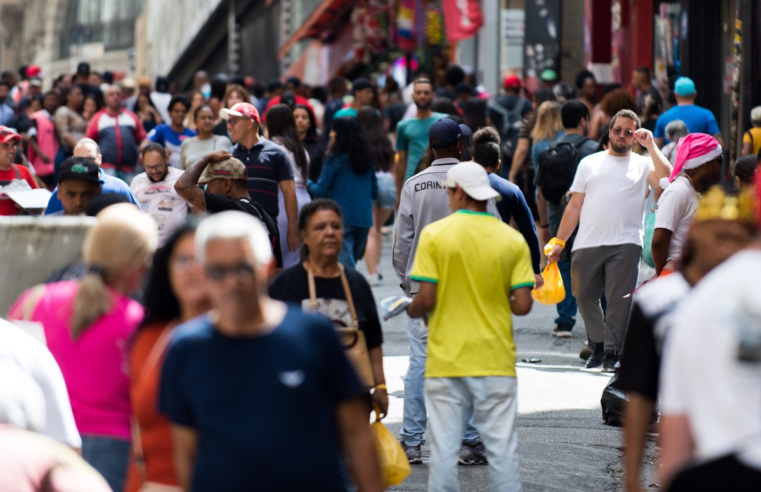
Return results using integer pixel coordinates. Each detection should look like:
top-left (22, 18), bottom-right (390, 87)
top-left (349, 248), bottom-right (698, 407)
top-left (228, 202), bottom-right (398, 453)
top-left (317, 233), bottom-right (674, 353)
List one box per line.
top-left (370, 409), bottom-right (411, 487)
top-left (532, 242), bottom-right (566, 305)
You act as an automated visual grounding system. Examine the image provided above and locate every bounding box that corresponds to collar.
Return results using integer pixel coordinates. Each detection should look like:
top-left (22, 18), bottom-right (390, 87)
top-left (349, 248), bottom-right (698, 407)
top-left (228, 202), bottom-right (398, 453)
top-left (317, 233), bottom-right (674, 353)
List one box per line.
top-left (236, 137), bottom-right (266, 152)
top-left (455, 209), bottom-right (493, 217)
top-left (431, 157), bottom-right (460, 166)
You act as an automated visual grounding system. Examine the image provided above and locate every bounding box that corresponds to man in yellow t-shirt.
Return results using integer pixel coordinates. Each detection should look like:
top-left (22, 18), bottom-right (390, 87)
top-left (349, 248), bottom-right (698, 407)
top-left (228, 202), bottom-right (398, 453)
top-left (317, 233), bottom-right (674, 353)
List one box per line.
top-left (741, 106), bottom-right (761, 156)
top-left (406, 161), bottom-right (534, 492)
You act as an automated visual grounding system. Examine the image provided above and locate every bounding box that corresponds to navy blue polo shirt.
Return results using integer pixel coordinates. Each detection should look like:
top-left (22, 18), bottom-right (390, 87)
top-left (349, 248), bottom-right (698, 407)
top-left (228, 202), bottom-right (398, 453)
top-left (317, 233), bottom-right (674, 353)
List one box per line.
top-left (230, 138), bottom-right (294, 217)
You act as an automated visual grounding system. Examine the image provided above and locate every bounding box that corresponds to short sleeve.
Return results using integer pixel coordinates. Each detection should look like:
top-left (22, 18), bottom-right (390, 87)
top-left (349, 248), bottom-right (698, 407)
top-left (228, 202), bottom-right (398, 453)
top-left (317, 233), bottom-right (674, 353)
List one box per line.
top-left (17, 166), bottom-right (38, 189)
top-left (313, 318), bottom-right (363, 404)
top-left (706, 112), bottom-right (720, 136)
top-left (653, 117), bottom-right (665, 138)
top-left (410, 227), bottom-right (438, 284)
top-left (616, 303), bottom-right (660, 399)
top-left (352, 273), bottom-right (384, 350)
top-left (743, 132), bottom-right (752, 144)
top-left (203, 190), bottom-right (233, 213)
top-left (654, 187), bottom-right (688, 232)
top-left (274, 149), bottom-right (295, 181)
top-left (569, 159), bottom-right (589, 194)
top-left (158, 340), bottom-right (195, 427)
top-left (510, 240), bottom-right (535, 290)
top-left (147, 126), bottom-right (161, 144)
top-left (396, 123), bottom-right (409, 151)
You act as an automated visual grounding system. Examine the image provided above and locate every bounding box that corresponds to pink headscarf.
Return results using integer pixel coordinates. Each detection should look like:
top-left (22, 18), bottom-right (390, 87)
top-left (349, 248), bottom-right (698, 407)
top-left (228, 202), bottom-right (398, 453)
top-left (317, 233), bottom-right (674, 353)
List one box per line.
top-left (663, 133), bottom-right (722, 188)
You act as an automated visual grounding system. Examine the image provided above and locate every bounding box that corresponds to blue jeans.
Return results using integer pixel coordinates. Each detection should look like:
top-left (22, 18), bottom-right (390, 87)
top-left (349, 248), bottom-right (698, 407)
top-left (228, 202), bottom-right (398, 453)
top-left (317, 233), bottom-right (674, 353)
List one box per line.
top-left (401, 316), bottom-right (480, 447)
top-left (549, 213), bottom-right (577, 327)
top-left (81, 435), bottom-right (130, 492)
top-left (339, 225), bottom-right (370, 269)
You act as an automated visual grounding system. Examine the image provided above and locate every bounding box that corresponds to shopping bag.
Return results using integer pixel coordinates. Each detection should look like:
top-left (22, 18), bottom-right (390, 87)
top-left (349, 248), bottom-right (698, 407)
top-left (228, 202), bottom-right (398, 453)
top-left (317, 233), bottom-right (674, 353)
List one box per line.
top-left (370, 409), bottom-right (411, 487)
top-left (642, 211), bottom-right (656, 268)
top-left (532, 241), bottom-right (566, 305)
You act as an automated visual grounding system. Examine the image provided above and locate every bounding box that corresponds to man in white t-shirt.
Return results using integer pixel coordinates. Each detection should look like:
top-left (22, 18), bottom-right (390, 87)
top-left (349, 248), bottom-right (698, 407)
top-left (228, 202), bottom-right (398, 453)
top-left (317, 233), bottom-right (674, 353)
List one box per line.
top-left (130, 143), bottom-right (187, 246)
top-left (0, 318), bottom-right (81, 449)
top-left (659, 196), bottom-right (761, 489)
top-left (651, 133), bottom-right (723, 276)
top-left (548, 110), bottom-right (673, 372)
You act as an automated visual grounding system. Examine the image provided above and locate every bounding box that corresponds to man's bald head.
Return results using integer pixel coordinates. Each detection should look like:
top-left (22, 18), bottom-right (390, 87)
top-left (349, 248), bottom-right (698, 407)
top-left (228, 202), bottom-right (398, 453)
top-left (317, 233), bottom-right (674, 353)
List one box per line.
top-left (73, 138), bottom-right (102, 166)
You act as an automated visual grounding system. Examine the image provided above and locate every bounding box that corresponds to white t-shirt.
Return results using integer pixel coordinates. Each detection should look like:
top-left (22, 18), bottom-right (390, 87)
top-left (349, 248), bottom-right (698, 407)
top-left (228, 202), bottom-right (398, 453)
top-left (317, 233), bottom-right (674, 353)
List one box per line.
top-left (570, 151), bottom-right (654, 251)
top-left (661, 250), bottom-right (761, 468)
top-left (0, 319), bottom-right (81, 448)
top-left (654, 176), bottom-right (698, 264)
top-left (130, 167), bottom-right (187, 247)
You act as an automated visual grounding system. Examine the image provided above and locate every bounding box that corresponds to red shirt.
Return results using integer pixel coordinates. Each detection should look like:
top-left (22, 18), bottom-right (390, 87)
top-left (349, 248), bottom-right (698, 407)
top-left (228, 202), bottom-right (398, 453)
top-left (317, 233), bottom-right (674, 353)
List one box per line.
top-left (0, 165), bottom-right (37, 216)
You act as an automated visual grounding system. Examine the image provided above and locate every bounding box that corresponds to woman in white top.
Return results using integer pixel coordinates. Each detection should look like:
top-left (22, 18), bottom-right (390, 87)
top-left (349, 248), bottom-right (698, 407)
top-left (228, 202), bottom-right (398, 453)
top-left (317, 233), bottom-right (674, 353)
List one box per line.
top-left (266, 104), bottom-right (312, 269)
top-left (179, 105), bottom-right (232, 170)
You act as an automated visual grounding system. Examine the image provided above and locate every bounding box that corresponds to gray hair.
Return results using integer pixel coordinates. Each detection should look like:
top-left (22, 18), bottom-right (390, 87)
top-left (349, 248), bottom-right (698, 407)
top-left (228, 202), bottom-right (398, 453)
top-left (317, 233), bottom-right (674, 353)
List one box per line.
top-left (751, 106), bottom-right (761, 126)
top-left (195, 211), bottom-right (272, 266)
top-left (665, 120), bottom-right (689, 142)
top-left (75, 138), bottom-right (100, 156)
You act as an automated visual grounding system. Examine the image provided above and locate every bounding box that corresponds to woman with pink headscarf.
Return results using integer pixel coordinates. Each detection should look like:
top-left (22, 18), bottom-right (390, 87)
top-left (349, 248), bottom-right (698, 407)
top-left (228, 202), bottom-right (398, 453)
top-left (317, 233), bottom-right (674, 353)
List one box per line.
top-left (651, 133), bottom-right (723, 276)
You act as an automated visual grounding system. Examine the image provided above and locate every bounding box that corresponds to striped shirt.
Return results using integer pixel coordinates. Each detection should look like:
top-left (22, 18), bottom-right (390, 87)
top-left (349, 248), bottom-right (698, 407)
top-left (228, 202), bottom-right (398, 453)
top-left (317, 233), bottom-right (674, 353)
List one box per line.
top-left (230, 138), bottom-right (293, 217)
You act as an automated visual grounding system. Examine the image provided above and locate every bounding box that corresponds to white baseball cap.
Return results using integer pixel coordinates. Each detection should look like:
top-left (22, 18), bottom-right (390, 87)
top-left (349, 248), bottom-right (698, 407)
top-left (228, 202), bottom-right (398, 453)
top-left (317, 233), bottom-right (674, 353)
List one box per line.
top-left (440, 161), bottom-right (501, 202)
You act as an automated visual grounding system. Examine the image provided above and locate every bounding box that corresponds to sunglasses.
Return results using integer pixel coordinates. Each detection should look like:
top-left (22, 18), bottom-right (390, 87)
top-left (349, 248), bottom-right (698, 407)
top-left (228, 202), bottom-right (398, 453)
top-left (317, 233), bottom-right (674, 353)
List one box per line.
top-left (226, 118), bottom-right (248, 126)
top-left (610, 127), bottom-right (635, 138)
top-left (205, 262), bottom-right (255, 282)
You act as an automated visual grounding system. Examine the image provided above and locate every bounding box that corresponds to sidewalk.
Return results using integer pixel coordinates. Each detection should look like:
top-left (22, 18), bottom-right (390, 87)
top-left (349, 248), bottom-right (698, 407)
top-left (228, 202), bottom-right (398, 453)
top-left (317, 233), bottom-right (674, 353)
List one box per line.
top-left (356, 233), bottom-right (657, 491)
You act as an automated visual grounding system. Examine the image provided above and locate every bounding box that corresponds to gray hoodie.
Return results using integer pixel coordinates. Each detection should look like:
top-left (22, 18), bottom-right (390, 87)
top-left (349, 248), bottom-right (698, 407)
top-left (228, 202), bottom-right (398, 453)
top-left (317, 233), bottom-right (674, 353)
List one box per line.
top-left (392, 158), bottom-right (499, 295)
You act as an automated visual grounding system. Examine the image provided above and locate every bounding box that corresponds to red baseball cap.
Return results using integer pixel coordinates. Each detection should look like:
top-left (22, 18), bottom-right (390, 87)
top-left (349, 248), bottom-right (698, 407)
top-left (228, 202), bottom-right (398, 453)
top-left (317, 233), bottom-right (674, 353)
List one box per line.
top-left (26, 65), bottom-right (42, 78)
top-left (0, 126), bottom-right (21, 144)
top-left (503, 74), bottom-right (522, 90)
top-left (220, 102), bottom-right (260, 123)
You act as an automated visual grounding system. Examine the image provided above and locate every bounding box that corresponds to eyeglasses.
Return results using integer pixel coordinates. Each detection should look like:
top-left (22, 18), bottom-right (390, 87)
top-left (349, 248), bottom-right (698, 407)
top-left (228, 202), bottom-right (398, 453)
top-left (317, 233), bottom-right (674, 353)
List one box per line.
top-left (226, 118), bottom-right (247, 127)
top-left (204, 262), bottom-right (255, 282)
top-left (611, 127), bottom-right (635, 138)
top-left (144, 164), bottom-right (166, 171)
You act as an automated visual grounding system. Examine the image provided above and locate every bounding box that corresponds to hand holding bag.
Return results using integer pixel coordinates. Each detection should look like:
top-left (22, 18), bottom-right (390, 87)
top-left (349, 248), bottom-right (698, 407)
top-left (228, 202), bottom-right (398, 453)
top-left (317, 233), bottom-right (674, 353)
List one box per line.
top-left (306, 263), bottom-right (375, 390)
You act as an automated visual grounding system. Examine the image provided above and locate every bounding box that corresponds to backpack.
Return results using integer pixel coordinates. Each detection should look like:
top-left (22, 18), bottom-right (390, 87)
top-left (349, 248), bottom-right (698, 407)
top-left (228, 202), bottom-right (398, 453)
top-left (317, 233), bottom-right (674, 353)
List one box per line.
top-left (536, 137), bottom-right (591, 204)
top-left (487, 97), bottom-right (529, 162)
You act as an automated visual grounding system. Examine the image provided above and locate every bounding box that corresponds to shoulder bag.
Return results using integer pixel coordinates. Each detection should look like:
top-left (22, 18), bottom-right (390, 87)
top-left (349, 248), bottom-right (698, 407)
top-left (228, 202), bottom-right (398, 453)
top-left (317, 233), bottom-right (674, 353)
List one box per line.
top-left (306, 263), bottom-right (375, 390)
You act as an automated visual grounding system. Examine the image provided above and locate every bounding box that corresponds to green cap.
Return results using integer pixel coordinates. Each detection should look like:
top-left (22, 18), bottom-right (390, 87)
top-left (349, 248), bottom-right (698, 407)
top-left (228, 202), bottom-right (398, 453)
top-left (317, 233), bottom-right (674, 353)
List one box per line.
top-left (540, 69), bottom-right (559, 82)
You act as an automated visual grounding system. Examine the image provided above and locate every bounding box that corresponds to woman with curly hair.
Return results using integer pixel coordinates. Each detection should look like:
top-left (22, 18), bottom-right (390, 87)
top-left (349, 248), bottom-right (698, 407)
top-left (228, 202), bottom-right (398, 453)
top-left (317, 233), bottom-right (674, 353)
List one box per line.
top-left (590, 87), bottom-right (636, 140)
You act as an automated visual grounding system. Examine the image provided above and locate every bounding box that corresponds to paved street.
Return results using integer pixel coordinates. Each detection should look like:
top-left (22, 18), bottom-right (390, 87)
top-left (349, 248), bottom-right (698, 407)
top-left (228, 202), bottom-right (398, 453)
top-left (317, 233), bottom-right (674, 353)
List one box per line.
top-left (355, 233), bottom-right (658, 491)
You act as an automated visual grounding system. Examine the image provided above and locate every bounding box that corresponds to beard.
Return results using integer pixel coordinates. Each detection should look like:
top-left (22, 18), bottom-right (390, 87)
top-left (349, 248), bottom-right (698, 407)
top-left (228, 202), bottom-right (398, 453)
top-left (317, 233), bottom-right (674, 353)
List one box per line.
top-left (610, 140), bottom-right (632, 154)
top-left (148, 169), bottom-right (169, 183)
top-left (415, 99), bottom-right (432, 110)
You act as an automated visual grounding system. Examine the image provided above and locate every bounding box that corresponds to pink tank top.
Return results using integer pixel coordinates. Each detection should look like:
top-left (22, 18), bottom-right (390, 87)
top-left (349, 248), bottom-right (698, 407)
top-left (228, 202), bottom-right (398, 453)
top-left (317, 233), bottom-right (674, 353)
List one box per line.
top-left (30, 110), bottom-right (59, 177)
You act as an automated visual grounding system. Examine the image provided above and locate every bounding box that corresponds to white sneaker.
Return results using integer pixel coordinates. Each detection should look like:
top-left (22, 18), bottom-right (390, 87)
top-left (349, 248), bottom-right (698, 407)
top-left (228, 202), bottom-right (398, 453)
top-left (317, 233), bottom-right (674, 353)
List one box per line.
top-left (368, 273), bottom-right (381, 286)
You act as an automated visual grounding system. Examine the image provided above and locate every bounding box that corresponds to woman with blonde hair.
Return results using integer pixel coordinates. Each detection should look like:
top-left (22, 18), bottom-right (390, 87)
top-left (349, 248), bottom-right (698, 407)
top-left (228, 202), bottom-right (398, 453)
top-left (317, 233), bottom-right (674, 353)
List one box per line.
top-left (530, 100), bottom-right (564, 252)
top-left (213, 84), bottom-right (251, 137)
top-left (10, 204), bottom-right (158, 492)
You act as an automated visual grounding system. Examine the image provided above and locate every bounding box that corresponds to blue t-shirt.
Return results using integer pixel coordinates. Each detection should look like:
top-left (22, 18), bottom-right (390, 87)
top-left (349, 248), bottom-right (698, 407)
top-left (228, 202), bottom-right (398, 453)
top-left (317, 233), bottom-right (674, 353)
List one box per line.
top-left (488, 173), bottom-right (541, 274)
top-left (333, 106), bottom-right (357, 118)
top-left (653, 104), bottom-right (721, 141)
top-left (159, 307), bottom-right (362, 492)
top-left (44, 169), bottom-right (139, 214)
top-left (396, 113), bottom-right (448, 180)
top-left (307, 152), bottom-right (377, 228)
top-left (147, 123), bottom-right (197, 168)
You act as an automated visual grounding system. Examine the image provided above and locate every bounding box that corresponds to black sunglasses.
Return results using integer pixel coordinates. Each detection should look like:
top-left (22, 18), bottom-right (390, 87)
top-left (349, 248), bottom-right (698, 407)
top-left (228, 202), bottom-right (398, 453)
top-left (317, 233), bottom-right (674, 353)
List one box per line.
top-left (205, 262), bottom-right (255, 282)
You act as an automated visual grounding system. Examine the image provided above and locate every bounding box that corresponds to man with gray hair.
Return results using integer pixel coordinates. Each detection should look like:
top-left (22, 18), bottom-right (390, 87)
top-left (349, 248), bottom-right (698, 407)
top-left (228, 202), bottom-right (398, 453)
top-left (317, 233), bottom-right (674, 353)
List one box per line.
top-left (660, 120), bottom-right (689, 164)
top-left (159, 211), bottom-right (383, 492)
top-left (44, 137), bottom-right (138, 214)
top-left (742, 105), bottom-right (761, 156)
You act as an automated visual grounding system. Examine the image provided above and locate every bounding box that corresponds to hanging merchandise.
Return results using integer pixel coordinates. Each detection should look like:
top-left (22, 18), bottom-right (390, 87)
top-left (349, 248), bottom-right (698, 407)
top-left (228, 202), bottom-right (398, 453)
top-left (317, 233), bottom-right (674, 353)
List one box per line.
top-left (355, 0), bottom-right (390, 53)
top-left (397, 0), bottom-right (417, 51)
top-left (425, 3), bottom-right (444, 46)
top-left (441, 0), bottom-right (484, 42)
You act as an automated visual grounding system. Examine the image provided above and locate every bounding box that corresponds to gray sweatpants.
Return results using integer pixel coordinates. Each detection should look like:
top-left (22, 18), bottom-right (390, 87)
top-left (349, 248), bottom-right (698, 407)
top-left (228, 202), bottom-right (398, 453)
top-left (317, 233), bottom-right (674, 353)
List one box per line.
top-left (571, 244), bottom-right (641, 352)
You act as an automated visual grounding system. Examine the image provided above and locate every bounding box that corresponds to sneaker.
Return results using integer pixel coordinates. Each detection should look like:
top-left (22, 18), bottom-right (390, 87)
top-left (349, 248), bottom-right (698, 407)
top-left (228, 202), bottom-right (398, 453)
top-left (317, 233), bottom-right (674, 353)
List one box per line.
top-left (401, 442), bottom-right (422, 464)
top-left (584, 343), bottom-right (604, 370)
top-left (553, 322), bottom-right (573, 338)
top-left (368, 273), bottom-right (381, 286)
top-left (579, 340), bottom-right (593, 360)
top-left (601, 350), bottom-right (619, 373)
top-left (458, 442), bottom-right (488, 465)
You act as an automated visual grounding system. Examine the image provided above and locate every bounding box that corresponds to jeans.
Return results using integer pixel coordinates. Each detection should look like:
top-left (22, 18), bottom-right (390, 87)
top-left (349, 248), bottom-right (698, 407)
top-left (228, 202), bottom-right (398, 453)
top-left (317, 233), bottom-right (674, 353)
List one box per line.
top-left (101, 167), bottom-right (135, 185)
top-left (401, 316), bottom-right (480, 447)
top-left (339, 224), bottom-right (370, 269)
top-left (549, 212), bottom-right (577, 327)
top-left (425, 377), bottom-right (521, 492)
top-left (81, 435), bottom-right (130, 492)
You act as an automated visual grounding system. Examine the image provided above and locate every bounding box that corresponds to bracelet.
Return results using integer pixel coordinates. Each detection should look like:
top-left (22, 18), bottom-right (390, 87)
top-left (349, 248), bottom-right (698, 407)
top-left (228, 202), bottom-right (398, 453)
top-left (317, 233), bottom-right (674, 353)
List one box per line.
top-left (374, 384), bottom-right (387, 391)
top-left (551, 237), bottom-right (566, 248)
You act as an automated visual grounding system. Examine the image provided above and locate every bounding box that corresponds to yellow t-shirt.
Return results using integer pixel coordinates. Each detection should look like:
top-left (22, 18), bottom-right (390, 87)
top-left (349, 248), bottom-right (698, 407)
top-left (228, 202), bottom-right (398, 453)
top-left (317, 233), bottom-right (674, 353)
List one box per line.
top-left (743, 128), bottom-right (761, 156)
top-left (410, 210), bottom-right (535, 378)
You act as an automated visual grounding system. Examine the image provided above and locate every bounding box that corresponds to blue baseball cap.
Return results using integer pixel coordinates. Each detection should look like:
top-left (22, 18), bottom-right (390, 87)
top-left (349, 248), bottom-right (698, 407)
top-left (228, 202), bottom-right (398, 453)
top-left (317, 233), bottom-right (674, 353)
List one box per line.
top-left (429, 119), bottom-right (465, 148)
top-left (674, 77), bottom-right (696, 97)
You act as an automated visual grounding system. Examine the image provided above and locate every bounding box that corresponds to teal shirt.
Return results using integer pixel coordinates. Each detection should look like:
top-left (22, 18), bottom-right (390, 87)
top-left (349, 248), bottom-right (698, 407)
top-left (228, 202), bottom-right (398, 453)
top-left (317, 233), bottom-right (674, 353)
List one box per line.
top-left (396, 113), bottom-right (448, 181)
top-left (333, 107), bottom-right (358, 118)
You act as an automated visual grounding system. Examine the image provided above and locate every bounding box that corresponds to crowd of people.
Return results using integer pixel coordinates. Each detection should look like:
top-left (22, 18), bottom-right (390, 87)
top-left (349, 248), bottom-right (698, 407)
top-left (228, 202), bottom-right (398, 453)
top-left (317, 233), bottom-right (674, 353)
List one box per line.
top-left (0, 58), bottom-right (760, 492)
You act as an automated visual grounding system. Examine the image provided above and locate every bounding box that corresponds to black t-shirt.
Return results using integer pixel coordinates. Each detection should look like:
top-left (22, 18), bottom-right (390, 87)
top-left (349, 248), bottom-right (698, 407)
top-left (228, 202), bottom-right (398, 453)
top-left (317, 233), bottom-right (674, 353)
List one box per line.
top-left (303, 139), bottom-right (325, 182)
top-left (269, 264), bottom-right (384, 351)
top-left (203, 191), bottom-right (283, 268)
top-left (77, 83), bottom-right (104, 107)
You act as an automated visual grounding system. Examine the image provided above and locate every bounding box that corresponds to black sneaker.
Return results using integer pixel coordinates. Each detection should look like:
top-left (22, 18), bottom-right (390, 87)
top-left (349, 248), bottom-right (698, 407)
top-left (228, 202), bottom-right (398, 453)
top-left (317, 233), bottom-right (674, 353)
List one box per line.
top-left (579, 340), bottom-right (593, 360)
top-left (401, 442), bottom-right (423, 464)
top-left (553, 322), bottom-right (573, 338)
top-left (584, 343), bottom-right (604, 370)
top-left (602, 350), bottom-right (619, 373)
top-left (458, 442), bottom-right (488, 465)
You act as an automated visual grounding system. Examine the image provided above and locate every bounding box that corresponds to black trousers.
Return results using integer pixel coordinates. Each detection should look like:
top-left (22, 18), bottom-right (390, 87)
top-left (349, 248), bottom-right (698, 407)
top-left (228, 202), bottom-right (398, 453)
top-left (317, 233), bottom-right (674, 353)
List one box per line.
top-left (668, 454), bottom-right (761, 492)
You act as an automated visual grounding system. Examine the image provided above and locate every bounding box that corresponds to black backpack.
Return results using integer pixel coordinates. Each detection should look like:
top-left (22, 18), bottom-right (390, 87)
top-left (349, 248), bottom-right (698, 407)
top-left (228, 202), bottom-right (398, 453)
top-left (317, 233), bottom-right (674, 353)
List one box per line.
top-left (487, 97), bottom-right (530, 163)
top-left (536, 137), bottom-right (591, 204)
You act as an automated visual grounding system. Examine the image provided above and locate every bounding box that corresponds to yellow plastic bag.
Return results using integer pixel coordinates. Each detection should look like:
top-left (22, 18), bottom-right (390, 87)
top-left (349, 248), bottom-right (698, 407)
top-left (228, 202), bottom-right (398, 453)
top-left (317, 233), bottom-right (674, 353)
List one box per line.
top-left (370, 409), bottom-right (411, 487)
top-left (532, 242), bottom-right (566, 305)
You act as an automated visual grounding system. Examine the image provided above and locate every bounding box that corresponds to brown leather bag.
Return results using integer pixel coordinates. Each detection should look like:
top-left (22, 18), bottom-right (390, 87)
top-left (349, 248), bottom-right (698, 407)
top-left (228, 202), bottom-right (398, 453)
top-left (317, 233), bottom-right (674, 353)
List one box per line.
top-left (306, 263), bottom-right (375, 390)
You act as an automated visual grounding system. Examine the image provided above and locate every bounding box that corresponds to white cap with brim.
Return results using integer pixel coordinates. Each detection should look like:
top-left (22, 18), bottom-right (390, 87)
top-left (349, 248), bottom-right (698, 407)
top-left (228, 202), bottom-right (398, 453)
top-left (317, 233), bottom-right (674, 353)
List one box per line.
top-left (440, 161), bottom-right (501, 202)
top-left (219, 108), bottom-right (244, 120)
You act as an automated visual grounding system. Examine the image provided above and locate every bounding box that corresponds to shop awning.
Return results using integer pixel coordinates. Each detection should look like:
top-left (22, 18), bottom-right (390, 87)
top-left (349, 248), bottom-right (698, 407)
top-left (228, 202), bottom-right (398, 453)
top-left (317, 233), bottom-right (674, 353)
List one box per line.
top-left (278, 0), bottom-right (354, 60)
